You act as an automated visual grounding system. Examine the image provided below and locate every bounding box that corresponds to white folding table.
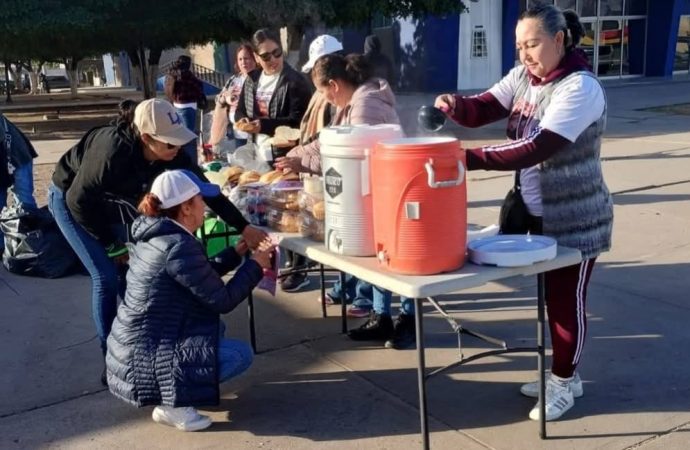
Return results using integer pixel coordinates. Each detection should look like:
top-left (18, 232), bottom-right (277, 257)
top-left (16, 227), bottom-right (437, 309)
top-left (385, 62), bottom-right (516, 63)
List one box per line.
top-left (258, 233), bottom-right (581, 449)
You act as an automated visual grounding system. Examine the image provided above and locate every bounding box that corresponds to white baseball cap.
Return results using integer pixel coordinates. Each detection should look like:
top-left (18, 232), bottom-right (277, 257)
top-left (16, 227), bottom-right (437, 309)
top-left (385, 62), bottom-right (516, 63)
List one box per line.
top-left (150, 170), bottom-right (220, 209)
top-left (134, 99), bottom-right (197, 146)
top-left (302, 35), bottom-right (343, 72)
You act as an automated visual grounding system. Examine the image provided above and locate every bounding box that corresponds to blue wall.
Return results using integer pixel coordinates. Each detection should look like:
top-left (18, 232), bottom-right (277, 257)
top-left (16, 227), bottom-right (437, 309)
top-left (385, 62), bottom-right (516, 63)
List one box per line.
top-left (422, 15), bottom-right (460, 91)
top-left (646, 1), bottom-right (685, 76)
top-left (502, 0), bottom-right (520, 75)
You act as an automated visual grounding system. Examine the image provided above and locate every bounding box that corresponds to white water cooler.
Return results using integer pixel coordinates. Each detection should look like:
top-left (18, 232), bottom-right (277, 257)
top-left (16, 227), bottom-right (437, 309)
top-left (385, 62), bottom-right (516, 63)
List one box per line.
top-left (319, 124), bottom-right (403, 256)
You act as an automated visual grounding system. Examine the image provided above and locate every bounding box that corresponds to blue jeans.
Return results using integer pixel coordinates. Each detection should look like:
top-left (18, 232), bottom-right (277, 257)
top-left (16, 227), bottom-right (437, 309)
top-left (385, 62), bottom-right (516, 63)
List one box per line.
top-left (47, 183), bottom-right (126, 353)
top-left (330, 276), bottom-right (414, 316)
top-left (217, 322), bottom-right (253, 382)
top-left (0, 162), bottom-right (38, 248)
top-left (218, 338), bottom-right (253, 382)
top-left (175, 107), bottom-right (198, 163)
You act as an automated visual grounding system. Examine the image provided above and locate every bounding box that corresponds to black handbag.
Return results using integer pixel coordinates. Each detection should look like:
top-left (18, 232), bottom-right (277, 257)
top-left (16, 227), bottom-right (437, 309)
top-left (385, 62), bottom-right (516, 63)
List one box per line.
top-left (498, 171), bottom-right (531, 234)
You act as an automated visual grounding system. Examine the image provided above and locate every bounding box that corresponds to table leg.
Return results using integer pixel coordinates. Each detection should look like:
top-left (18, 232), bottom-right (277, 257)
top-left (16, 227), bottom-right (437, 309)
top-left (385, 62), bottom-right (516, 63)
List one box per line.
top-left (248, 291), bottom-right (257, 354)
top-left (537, 273), bottom-right (546, 438)
top-left (320, 264), bottom-right (328, 318)
top-left (414, 298), bottom-right (430, 450)
top-left (339, 271), bottom-right (347, 333)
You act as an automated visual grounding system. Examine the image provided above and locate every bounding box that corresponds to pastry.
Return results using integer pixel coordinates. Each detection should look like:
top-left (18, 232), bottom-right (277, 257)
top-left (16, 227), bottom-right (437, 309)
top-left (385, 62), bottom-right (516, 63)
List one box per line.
top-left (259, 170), bottom-right (283, 184)
top-left (312, 201), bottom-right (325, 220)
top-left (238, 170), bottom-right (261, 186)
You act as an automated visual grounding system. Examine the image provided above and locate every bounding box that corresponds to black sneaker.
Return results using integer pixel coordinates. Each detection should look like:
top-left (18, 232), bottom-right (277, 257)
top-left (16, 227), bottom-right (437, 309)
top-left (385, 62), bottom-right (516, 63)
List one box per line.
top-left (385, 314), bottom-right (416, 350)
top-left (281, 273), bottom-right (310, 292)
top-left (348, 312), bottom-right (394, 341)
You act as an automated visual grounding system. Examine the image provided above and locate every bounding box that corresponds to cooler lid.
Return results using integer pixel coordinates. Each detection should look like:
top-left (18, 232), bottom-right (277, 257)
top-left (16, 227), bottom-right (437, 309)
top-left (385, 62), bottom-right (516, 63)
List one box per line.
top-left (320, 124), bottom-right (403, 157)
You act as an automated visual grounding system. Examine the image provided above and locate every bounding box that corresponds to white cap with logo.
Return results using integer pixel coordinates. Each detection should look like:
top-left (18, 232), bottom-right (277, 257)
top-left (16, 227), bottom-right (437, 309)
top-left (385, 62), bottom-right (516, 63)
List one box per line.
top-left (134, 99), bottom-right (197, 146)
top-left (150, 169), bottom-right (220, 209)
top-left (302, 34), bottom-right (344, 73)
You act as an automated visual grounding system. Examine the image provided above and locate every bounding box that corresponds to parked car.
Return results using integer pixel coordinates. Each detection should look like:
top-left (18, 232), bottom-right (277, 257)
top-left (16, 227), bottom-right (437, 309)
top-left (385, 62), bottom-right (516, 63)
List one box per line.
top-left (45, 75), bottom-right (71, 89)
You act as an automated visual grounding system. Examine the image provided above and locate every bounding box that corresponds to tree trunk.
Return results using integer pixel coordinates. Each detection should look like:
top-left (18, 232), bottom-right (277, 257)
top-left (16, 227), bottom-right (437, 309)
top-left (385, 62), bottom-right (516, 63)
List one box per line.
top-left (29, 71), bottom-right (38, 95)
top-left (127, 49), bottom-right (143, 92)
top-left (4, 61), bottom-right (12, 103)
top-left (138, 45), bottom-right (152, 99)
top-left (284, 24), bottom-right (304, 69)
top-left (65, 57), bottom-right (81, 98)
top-left (147, 47), bottom-right (163, 97)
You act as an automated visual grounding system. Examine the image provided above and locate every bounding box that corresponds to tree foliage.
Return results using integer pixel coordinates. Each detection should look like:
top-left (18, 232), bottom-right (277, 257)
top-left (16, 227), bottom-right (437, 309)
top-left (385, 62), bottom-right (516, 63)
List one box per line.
top-left (0, 0), bottom-right (470, 97)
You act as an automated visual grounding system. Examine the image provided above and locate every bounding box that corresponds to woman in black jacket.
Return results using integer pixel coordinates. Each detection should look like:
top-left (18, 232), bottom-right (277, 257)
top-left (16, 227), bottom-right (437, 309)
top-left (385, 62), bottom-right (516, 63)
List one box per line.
top-left (234, 29), bottom-right (312, 146)
top-left (48, 99), bottom-right (267, 384)
top-left (106, 169), bottom-right (273, 431)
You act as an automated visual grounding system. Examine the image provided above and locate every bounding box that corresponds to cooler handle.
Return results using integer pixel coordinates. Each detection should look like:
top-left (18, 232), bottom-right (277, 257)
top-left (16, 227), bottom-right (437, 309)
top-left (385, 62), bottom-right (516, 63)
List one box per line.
top-left (425, 158), bottom-right (465, 189)
top-left (362, 148), bottom-right (370, 196)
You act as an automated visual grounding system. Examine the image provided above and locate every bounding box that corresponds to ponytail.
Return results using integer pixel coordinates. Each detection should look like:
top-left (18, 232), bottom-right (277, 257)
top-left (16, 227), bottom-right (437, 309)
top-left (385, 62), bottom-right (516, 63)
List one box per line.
top-left (138, 193), bottom-right (163, 217)
top-left (138, 192), bottom-right (188, 219)
top-left (563, 9), bottom-right (585, 51)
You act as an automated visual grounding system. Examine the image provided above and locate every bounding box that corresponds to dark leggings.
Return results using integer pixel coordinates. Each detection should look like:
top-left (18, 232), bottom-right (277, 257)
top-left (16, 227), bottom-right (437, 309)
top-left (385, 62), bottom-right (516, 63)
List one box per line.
top-left (528, 215), bottom-right (596, 378)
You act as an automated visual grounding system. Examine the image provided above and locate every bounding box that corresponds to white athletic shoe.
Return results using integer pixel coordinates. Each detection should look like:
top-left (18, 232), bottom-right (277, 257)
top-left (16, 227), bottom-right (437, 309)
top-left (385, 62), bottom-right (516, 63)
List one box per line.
top-left (152, 406), bottom-right (212, 431)
top-left (528, 377), bottom-right (575, 421)
top-left (520, 372), bottom-right (583, 398)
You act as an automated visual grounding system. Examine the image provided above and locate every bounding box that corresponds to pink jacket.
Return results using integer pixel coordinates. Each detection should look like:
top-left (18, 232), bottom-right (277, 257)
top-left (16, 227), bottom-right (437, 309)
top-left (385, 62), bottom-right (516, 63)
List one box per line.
top-left (287, 78), bottom-right (399, 174)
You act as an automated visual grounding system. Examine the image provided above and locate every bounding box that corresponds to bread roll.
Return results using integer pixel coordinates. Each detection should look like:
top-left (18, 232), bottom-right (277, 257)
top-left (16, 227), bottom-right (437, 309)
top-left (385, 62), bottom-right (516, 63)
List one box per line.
top-left (260, 170), bottom-right (283, 184)
top-left (271, 172), bottom-right (300, 184)
top-left (238, 170), bottom-right (261, 186)
top-left (274, 126), bottom-right (301, 141)
top-left (234, 121), bottom-right (255, 132)
top-left (312, 201), bottom-right (325, 220)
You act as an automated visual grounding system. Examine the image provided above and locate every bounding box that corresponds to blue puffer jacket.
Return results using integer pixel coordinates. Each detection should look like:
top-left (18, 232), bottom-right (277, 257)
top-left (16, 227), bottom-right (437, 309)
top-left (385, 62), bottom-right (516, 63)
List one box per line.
top-left (106, 216), bottom-right (263, 408)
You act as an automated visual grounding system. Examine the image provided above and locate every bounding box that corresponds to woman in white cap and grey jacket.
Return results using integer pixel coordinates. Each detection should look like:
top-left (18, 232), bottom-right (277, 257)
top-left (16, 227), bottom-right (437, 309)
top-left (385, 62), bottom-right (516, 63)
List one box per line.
top-left (49, 99), bottom-right (267, 385)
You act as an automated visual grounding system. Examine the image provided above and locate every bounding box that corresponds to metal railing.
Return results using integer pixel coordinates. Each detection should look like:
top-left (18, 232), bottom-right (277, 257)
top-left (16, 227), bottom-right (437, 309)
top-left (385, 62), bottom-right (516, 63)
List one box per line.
top-left (158, 61), bottom-right (229, 89)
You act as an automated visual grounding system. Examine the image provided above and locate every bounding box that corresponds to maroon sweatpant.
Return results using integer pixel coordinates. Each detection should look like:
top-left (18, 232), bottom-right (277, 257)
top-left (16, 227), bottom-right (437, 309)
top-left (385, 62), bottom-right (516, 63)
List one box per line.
top-left (545, 258), bottom-right (596, 378)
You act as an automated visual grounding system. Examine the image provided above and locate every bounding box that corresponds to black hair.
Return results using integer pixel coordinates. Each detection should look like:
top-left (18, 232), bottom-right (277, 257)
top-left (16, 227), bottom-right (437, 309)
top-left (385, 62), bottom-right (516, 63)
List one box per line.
top-left (311, 53), bottom-right (372, 88)
top-left (252, 29), bottom-right (282, 51)
top-left (117, 99), bottom-right (137, 125)
top-left (519, 2), bottom-right (585, 52)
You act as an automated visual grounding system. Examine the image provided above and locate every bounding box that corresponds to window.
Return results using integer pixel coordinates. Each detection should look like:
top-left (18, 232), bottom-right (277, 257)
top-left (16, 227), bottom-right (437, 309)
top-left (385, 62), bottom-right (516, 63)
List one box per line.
top-left (579, 0), bottom-right (598, 17)
top-left (624, 0), bottom-right (647, 16)
top-left (472, 27), bottom-right (488, 58)
top-left (555, 0), bottom-right (576, 10)
top-left (599, 0), bottom-right (622, 16)
top-left (675, 16), bottom-right (690, 72)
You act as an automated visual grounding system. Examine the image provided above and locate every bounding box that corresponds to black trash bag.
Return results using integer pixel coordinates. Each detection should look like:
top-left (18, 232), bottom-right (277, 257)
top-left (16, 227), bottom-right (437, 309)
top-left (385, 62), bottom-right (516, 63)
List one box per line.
top-left (0, 205), bottom-right (81, 278)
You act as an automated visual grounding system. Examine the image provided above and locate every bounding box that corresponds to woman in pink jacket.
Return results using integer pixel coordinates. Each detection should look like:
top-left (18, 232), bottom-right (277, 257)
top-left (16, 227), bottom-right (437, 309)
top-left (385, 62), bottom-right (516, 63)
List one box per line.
top-left (275, 53), bottom-right (399, 175)
top-left (275, 54), bottom-right (414, 350)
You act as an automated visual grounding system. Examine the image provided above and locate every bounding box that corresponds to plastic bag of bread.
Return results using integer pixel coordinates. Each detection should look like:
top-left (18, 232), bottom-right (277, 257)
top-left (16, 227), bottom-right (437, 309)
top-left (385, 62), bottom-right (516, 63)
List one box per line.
top-left (312, 201), bottom-right (325, 220)
top-left (238, 170), bottom-right (261, 186)
top-left (267, 207), bottom-right (300, 232)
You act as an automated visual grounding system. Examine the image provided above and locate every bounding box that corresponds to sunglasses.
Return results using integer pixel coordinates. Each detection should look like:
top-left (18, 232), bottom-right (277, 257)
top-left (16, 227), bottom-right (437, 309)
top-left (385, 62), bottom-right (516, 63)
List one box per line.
top-left (257, 48), bottom-right (283, 62)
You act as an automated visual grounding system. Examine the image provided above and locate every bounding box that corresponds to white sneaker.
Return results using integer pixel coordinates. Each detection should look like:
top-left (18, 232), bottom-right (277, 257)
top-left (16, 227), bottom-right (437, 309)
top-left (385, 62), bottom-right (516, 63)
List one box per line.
top-left (528, 377), bottom-right (575, 421)
top-left (520, 372), bottom-right (583, 398)
top-left (152, 406), bottom-right (212, 431)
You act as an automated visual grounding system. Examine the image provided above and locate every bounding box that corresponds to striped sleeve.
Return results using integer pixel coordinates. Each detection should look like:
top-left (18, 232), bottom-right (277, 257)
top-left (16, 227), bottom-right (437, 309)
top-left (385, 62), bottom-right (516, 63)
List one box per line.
top-left (465, 126), bottom-right (571, 171)
top-left (449, 92), bottom-right (510, 128)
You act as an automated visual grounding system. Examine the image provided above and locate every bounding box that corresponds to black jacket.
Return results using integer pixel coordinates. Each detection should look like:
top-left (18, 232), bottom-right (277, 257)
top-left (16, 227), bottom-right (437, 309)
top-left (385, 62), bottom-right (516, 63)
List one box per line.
top-left (234, 64), bottom-right (312, 136)
top-left (106, 216), bottom-right (263, 407)
top-left (51, 123), bottom-right (248, 247)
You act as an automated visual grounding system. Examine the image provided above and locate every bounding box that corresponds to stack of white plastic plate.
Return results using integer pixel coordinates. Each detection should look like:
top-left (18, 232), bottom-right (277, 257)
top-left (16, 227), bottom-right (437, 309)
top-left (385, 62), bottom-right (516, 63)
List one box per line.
top-left (467, 235), bottom-right (557, 267)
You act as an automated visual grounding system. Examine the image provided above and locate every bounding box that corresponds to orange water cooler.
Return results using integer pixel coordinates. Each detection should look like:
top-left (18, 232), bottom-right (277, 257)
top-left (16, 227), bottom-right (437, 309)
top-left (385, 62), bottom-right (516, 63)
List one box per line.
top-left (371, 137), bottom-right (467, 275)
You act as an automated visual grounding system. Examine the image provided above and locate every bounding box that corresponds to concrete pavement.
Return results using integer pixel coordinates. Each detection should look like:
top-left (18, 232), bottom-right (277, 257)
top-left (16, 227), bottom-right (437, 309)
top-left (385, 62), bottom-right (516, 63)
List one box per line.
top-left (1, 79), bottom-right (689, 449)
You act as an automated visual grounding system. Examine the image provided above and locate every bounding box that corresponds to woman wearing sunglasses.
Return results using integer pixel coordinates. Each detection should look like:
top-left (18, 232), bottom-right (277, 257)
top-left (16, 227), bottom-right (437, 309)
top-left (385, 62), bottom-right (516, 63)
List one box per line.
top-left (49, 99), bottom-right (268, 386)
top-left (234, 28), bottom-right (312, 148)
